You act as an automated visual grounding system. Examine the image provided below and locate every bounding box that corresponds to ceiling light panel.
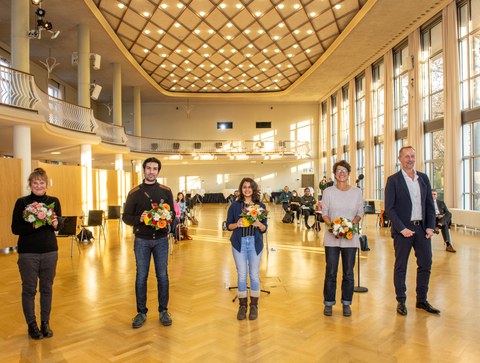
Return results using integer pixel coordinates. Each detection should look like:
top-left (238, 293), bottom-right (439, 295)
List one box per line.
top-left (94, 0), bottom-right (366, 93)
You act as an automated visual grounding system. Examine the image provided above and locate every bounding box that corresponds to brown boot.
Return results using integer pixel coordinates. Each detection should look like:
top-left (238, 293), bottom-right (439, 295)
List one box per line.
top-left (249, 297), bottom-right (259, 320)
top-left (237, 298), bottom-right (248, 320)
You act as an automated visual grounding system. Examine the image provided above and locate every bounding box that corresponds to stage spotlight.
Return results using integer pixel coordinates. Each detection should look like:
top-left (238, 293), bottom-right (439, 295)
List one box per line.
top-left (36, 8), bottom-right (46, 17)
top-left (43, 21), bottom-right (53, 30)
top-left (28, 29), bottom-right (40, 39)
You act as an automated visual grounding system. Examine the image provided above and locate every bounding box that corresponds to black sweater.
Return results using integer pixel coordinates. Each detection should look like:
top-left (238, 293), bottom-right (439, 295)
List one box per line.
top-left (122, 181), bottom-right (175, 239)
top-left (11, 193), bottom-right (62, 254)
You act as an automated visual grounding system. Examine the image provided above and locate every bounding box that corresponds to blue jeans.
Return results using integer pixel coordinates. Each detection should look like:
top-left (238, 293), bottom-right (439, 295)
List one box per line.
top-left (324, 247), bottom-right (357, 306)
top-left (134, 236), bottom-right (169, 314)
top-left (232, 236), bottom-right (263, 298)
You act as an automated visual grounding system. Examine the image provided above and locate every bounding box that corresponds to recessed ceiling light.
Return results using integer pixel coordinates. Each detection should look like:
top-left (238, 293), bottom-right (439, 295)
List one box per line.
top-left (199, 11), bottom-right (206, 17)
top-left (277, 4), bottom-right (284, 10)
top-left (161, 4), bottom-right (167, 9)
top-left (261, 68), bottom-right (267, 71)
top-left (174, 23), bottom-right (181, 28)
top-left (288, 64), bottom-right (292, 68)
top-left (246, 54), bottom-right (251, 57)
top-left (186, 68), bottom-right (191, 72)
top-left (157, 44), bottom-right (163, 48)
top-left (279, 23), bottom-right (285, 28)
top-left (143, 11), bottom-right (150, 17)
top-left (307, 29), bottom-right (313, 35)
top-left (256, 84), bottom-right (260, 87)
top-left (249, 64), bottom-right (253, 68)
top-left (236, 4), bottom-right (242, 9)
top-left (177, 3), bottom-right (184, 9)
top-left (208, 29), bottom-right (214, 34)
top-left (50, 151), bottom-right (61, 155)
top-left (335, 4), bottom-right (342, 10)
top-left (176, 49), bottom-right (181, 53)
top-left (194, 29), bottom-right (200, 34)
top-left (293, 44), bottom-right (298, 48)
top-left (170, 73), bottom-right (174, 77)
top-left (258, 30), bottom-right (264, 34)
top-left (255, 11), bottom-right (262, 17)
top-left (219, 49), bottom-right (224, 53)
top-left (227, 23), bottom-right (233, 28)
top-left (277, 64), bottom-right (282, 68)
top-left (172, 64), bottom-right (176, 68)
top-left (275, 49), bottom-right (280, 53)
top-left (231, 49), bottom-right (236, 53)
top-left (207, 80), bottom-right (211, 83)
top-left (240, 80), bottom-right (245, 83)
top-left (118, 3), bottom-right (125, 9)
top-left (226, 35), bottom-right (232, 40)
top-left (173, 80), bottom-right (177, 83)
top-left (185, 76), bottom-right (189, 80)
top-left (203, 44), bottom-right (209, 48)
top-left (161, 64), bottom-right (166, 68)
top-left (273, 36), bottom-right (280, 40)
top-left (294, 29), bottom-right (300, 34)
top-left (274, 79), bottom-right (278, 83)
top-left (239, 64), bottom-right (243, 68)
top-left (248, 44), bottom-right (254, 48)
top-left (244, 29), bottom-right (250, 34)
top-left (306, 49), bottom-right (311, 53)
top-left (224, 68), bottom-right (230, 71)
top-left (264, 60), bottom-right (269, 63)
top-left (293, 4), bottom-right (301, 10)
top-left (204, 53), bottom-right (209, 57)
top-left (158, 29), bottom-right (164, 34)
top-left (310, 12), bottom-right (317, 17)
top-left (171, 87), bottom-right (176, 90)
top-left (188, 49), bottom-right (193, 53)
top-left (200, 64), bottom-right (204, 68)
top-left (194, 76), bottom-right (198, 80)
top-left (143, 49), bottom-right (149, 53)
top-left (224, 84), bottom-right (228, 87)
top-left (220, 4), bottom-right (227, 9)
top-left (287, 54), bottom-right (293, 58)
top-left (220, 76), bottom-right (224, 80)
top-left (225, 60), bottom-right (230, 64)
top-left (191, 84), bottom-right (195, 87)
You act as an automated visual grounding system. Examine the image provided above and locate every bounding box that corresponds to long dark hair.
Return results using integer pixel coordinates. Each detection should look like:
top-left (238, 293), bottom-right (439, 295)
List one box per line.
top-left (237, 177), bottom-right (260, 203)
top-left (176, 192), bottom-right (184, 202)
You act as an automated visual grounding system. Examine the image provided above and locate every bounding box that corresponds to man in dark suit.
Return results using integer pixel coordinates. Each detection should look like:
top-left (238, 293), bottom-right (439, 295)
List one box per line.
top-left (432, 190), bottom-right (456, 253)
top-left (385, 146), bottom-right (440, 316)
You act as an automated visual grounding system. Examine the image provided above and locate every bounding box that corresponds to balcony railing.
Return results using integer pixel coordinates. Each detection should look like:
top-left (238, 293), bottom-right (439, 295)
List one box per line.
top-left (127, 135), bottom-right (310, 157)
top-left (2, 66), bottom-right (310, 158)
top-left (0, 65), bottom-right (39, 109)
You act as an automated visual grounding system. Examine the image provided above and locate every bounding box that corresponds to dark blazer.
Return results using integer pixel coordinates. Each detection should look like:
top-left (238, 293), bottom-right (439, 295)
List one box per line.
top-left (226, 200), bottom-right (268, 255)
top-left (436, 199), bottom-right (452, 227)
top-left (385, 170), bottom-right (436, 237)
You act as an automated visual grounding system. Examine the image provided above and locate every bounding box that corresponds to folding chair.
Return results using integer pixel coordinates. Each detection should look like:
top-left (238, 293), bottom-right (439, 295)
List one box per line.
top-left (57, 216), bottom-right (78, 257)
top-left (80, 210), bottom-right (106, 242)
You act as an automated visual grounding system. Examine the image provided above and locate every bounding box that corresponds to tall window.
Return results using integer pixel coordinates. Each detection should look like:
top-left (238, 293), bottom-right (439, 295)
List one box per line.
top-left (372, 62), bottom-right (385, 199)
top-left (395, 138), bottom-right (407, 171)
top-left (425, 131), bottom-right (445, 198)
top-left (320, 101), bottom-right (327, 177)
top-left (372, 62), bottom-right (385, 137)
top-left (374, 143), bottom-right (384, 200)
top-left (394, 44), bottom-right (409, 129)
top-left (458, 0), bottom-right (480, 110)
top-left (341, 86), bottom-right (349, 161)
top-left (462, 121), bottom-right (480, 210)
top-left (421, 21), bottom-right (444, 122)
top-left (355, 75), bottom-right (365, 142)
top-left (330, 95), bottom-right (338, 152)
top-left (356, 148), bottom-right (365, 189)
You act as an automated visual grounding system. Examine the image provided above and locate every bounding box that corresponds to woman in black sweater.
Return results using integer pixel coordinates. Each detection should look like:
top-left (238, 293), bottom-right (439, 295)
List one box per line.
top-left (11, 168), bottom-right (62, 340)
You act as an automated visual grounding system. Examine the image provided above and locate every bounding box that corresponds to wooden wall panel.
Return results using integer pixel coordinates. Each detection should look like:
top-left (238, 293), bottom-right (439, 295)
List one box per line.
top-left (37, 162), bottom-right (83, 217)
top-left (0, 158), bottom-right (22, 248)
top-left (107, 169), bottom-right (118, 206)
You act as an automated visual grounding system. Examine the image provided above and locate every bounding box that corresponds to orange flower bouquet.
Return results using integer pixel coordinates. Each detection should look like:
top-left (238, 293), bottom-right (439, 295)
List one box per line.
top-left (144, 203), bottom-right (174, 230)
top-left (328, 217), bottom-right (359, 239)
top-left (240, 204), bottom-right (268, 227)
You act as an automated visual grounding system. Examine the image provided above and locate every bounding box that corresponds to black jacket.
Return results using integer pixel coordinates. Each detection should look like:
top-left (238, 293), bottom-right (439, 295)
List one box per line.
top-left (122, 181), bottom-right (175, 239)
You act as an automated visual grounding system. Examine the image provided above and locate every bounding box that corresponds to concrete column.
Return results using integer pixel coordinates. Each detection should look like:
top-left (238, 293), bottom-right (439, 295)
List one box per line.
top-left (133, 86), bottom-right (142, 136)
top-left (112, 63), bottom-right (122, 126)
top-left (77, 24), bottom-right (91, 108)
top-left (11, 0), bottom-right (30, 72)
top-left (115, 153), bottom-right (123, 171)
top-left (13, 125), bottom-right (31, 195)
top-left (80, 144), bottom-right (92, 212)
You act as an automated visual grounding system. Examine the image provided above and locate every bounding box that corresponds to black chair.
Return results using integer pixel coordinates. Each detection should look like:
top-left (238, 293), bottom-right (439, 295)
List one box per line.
top-left (57, 216), bottom-right (78, 257)
top-left (106, 205), bottom-right (122, 233)
top-left (364, 201), bottom-right (379, 227)
top-left (80, 210), bottom-right (106, 242)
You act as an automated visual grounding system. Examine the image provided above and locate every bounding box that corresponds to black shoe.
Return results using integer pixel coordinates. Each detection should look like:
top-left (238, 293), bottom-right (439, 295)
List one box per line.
top-left (416, 301), bottom-right (440, 314)
top-left (396, 303), bottom-right (407, 316)
top-left (433, 228), bottom-right (440, 234)
top-left (28, 321), bottom-right (43, 340)
top-left (41, 321), bottom-right (53, 338)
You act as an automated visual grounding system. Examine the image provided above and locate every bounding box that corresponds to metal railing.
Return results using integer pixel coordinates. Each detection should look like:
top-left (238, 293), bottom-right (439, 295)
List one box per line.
top-left (95, 120), bottom-right (128, 145)
top-left (0, 65), bottom-right (39, 109)
top-left (127, 135), bottom-right (310, 156)
top-left (47, 96), bottom-right (97, 133)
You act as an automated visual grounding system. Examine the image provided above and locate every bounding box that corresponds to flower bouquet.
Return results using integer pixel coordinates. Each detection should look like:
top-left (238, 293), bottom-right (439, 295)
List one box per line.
top-left (240, 204), bottom-right (268, 227)
top-left (144, 203), bottom-right (174, 230)
top-left (328, 217), bottom-right (359, 239)
top-left (23, 202), bottom-right (56, 228)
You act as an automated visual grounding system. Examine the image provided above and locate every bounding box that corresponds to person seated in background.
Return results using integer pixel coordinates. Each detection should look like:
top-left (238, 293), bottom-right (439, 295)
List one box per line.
top-left (432, 190), bottom-right (456, 253)
top-left (176, 192), bottom-right (186, 223)
top-left (280, 186), bottom-right (292, 212)
top-left (227, 190), bottom-right (239, 204)
top-left (289, 190), bottom-right (302, 223)
top-left (300, 187), bottom-right (316, 229)
top-left (314, 198), bottom-right (323, 231)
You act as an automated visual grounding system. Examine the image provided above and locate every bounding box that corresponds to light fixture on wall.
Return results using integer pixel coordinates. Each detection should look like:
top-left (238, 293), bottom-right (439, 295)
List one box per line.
top-left (39, 48), bottom-right (60, 79)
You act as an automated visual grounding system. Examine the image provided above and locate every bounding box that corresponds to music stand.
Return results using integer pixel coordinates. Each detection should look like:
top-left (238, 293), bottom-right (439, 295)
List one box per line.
top-left (57, 216), bottom-right (78, 257)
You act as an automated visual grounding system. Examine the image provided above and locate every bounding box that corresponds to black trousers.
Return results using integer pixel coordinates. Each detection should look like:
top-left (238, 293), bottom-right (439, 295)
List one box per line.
top-left (393, 224), bottom-right (432, 304)
top-left (18, 251), bottom-right (58, 324)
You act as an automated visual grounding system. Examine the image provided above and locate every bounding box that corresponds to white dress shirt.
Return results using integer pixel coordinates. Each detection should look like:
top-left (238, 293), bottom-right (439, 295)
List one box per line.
top-left (401, 169), bottom-right (422, 221)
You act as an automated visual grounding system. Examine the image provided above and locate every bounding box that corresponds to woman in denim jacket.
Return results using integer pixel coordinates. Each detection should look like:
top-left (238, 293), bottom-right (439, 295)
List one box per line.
top-left (226, 177), bottom-right (268, 320)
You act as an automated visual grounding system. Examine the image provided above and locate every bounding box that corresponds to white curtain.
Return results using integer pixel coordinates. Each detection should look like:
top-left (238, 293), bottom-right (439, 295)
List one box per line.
top-left (442, 1), bottom-right (462, 207)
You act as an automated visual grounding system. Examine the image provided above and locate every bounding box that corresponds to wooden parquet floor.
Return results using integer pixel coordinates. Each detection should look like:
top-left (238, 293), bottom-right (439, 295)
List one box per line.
top-left (1, 203), bottom-right (479, 362)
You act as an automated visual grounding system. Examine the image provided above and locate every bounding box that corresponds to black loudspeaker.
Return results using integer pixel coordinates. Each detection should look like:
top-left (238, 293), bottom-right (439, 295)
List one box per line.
top-left (215, 142), bottom-right (223, 149)
top-left (151, 143), bottom-right (158, 151)
top-left (172, 142), bottom-right (180, 150)
top-left (194, 142), bottom-right (201, 149)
